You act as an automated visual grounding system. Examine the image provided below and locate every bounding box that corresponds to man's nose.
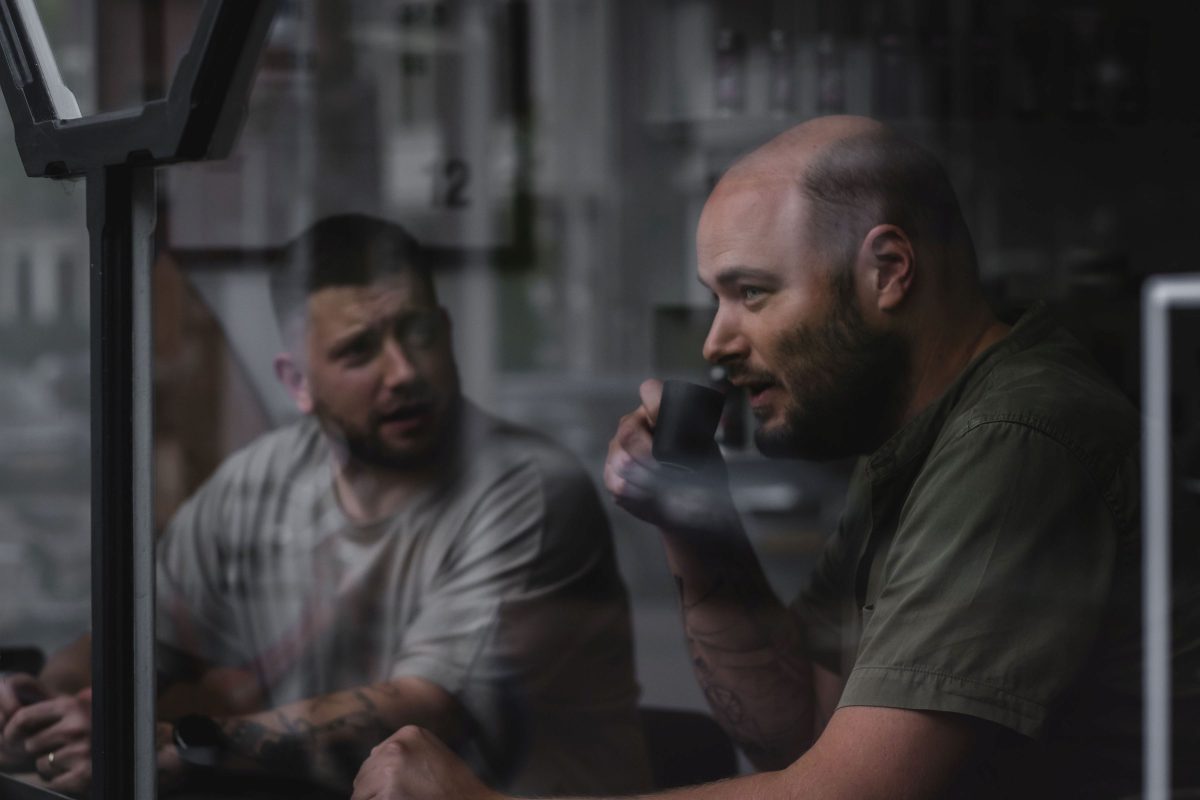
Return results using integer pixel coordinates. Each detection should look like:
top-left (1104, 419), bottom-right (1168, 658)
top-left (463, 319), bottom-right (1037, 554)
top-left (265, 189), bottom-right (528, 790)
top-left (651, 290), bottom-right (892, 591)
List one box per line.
top-left (702, 307), bottom-right (746, 365)
top-left (380, 337), bottom-right (419, 385)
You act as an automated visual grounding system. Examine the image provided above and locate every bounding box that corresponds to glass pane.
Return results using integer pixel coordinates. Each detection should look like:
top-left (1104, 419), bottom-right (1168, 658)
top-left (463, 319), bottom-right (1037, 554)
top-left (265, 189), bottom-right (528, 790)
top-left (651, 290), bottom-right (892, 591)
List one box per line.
top-left (154, 2), bottom-right (666, 796)
top-left (153, 0), bottom-right (1180, 796)
top-left (0, 112), bottom-right (91, 790)
top-left (29, 0), bottom-right (208, 119)
top-left (5, 0), bottom-right (1198, 797)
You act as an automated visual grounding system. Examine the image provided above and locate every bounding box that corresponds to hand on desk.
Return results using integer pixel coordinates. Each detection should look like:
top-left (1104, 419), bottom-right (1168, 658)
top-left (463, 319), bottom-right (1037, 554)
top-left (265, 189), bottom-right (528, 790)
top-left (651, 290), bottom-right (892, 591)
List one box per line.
top-left (0, 678), bottom-right (92, 796)
top-left (0, 673), bottom-right (48, 769)
top-left (352, 726), bottom-right (501, 800)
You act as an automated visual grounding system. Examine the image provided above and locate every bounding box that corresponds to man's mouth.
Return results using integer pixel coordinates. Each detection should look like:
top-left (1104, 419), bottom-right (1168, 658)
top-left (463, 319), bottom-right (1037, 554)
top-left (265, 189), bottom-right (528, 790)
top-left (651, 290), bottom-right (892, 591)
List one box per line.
top-left (377, 402), bottom-right (435, 432)
top-left (746, 381), bottom-right (781, 408)
top-left (730, 373), bottom-right (780, 407)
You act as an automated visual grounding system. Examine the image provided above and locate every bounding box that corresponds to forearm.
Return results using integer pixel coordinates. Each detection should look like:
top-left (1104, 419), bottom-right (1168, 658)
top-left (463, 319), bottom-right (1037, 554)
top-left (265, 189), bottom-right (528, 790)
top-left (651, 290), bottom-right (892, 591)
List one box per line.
top-left (661, 522), bottom-right (816, 770)
top-left (217, 678), bottom-right (463, 791)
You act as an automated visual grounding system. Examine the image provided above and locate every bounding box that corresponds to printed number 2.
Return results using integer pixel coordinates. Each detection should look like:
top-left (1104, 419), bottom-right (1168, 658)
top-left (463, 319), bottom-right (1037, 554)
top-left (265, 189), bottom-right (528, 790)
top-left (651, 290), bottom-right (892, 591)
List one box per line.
top-left (432, 158), bottom-right (470, 208)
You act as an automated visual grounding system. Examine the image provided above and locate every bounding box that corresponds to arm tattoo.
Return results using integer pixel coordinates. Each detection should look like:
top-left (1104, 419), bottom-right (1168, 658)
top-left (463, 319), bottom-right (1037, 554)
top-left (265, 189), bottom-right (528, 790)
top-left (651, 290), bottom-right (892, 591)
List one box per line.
top-left (224, 688), bottom-right (405, 786)
top-left (676, 563), bottom-right (815, 768)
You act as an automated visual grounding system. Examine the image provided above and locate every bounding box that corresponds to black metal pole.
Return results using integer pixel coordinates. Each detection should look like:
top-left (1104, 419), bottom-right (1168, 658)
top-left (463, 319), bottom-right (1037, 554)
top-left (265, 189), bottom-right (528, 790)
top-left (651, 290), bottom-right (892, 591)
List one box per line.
top-left (87, 164), bottom-right (137, 800)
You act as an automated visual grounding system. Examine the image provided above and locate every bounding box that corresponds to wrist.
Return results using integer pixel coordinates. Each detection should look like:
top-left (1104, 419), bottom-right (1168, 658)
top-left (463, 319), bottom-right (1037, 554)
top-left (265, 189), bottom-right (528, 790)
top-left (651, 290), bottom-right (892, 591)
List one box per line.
top-left (155, 721), bottom-right (187, 785)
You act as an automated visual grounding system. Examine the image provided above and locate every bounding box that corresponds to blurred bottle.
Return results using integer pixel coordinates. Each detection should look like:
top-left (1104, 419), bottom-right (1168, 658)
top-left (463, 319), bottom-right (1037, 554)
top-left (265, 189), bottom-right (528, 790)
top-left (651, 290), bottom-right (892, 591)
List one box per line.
top-left (396, 0), bottom-right (437, 126)
top-left (1063, 8), bottom-right (1101, 122)
top-left (1114, 17), bottom-right (1150, 123)
top-left (872, 0), bottom-right (912, 120)
top-left (714, 27), bottom-right (748, 116)
top-left (916, 0), bottom-right (952, 121)
top-left (1102, 15), bottom-right (1150, 124)
top-left (1011, 13), bottom-right (1052, 121)
top-left (816, 0), bottom-right (846, 113)
top-left (767, 28), bottom-right (797, 117)
top-left (968, 0), bottom-right (1000, 120)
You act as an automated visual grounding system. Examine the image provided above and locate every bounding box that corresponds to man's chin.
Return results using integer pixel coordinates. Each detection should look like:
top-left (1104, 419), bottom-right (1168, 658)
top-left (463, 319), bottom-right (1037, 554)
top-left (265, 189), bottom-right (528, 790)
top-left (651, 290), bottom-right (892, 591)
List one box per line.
top-left (752, 420), bottom-right (791, 458)
top-left (343, 433), bottom-right (441, 471)
top-left (753, 421), bottom-right (850, 462)
top-left (377, 440), bottom-right (441, 469)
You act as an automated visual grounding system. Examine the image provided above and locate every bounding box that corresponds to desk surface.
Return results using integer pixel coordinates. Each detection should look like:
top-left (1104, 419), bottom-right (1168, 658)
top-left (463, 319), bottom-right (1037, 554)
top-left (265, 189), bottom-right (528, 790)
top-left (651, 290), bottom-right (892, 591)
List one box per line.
top-left (0, 772), bottom-right (71, 800)
top-left (0, 770), bottom-right (343, 800)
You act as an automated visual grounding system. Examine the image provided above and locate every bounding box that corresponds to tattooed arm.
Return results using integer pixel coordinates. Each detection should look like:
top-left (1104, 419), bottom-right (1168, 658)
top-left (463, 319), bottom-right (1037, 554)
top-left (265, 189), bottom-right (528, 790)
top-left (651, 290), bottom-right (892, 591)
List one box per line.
top-left (172, 676), bottom-right (464, 792)
top-left (605, 380), bottom-right (840, 770)
top-left (660, 518), bottom-right (832, 771)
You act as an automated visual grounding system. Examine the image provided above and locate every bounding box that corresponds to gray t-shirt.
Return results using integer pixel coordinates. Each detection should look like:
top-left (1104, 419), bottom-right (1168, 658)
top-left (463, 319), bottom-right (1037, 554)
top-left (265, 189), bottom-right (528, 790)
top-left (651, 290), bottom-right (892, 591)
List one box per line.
top-left (156, 404), bottom-right (651, 795)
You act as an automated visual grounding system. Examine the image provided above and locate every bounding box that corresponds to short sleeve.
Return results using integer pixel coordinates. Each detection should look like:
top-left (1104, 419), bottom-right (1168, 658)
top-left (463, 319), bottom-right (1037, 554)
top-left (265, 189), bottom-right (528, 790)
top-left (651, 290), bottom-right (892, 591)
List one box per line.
top-left (840, 420), bottom-right (1120, 738)
top-left (388, 458), bottom-right (623, 703)
top-left (155, 475), bottom-right (247, 671)
top-left (387, 453), bottom-right (643, 789)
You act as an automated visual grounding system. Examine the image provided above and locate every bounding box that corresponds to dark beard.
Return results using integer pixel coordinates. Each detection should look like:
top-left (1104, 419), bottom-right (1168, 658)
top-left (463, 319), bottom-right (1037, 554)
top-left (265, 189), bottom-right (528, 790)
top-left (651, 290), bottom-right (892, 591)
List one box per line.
top-left (316, 392), bottom-right (459, 472)
top-left (754, 290), bottom-right (909, 461)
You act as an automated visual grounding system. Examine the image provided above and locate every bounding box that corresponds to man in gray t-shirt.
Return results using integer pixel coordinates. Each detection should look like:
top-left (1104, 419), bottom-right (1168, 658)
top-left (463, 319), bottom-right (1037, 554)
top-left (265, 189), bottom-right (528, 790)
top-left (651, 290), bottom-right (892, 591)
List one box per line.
top-left (0, 214), bottom-right (650, 797)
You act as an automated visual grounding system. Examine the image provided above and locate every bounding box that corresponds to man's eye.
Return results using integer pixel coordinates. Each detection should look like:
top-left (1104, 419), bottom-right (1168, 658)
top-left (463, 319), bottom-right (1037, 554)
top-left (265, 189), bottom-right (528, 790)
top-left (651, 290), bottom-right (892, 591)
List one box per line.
top-left (399, 312), bottom-right (439, 348)
top-left (338, 336), bottom-right (378, 362)
top-left (741, 286), bottom-right (765, 302)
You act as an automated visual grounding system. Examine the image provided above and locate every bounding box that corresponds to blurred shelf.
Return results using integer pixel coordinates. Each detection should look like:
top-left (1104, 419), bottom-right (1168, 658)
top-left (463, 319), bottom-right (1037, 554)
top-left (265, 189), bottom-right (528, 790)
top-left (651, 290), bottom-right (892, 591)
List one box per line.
top-left (644, 112), bottom-right (1186, 154)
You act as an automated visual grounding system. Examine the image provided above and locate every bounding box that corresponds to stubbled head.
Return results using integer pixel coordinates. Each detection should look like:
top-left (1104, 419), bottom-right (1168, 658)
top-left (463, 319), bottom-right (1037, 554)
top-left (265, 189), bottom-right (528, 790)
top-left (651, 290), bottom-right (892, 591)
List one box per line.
top-left (271, 214), bottom-right (460, 471)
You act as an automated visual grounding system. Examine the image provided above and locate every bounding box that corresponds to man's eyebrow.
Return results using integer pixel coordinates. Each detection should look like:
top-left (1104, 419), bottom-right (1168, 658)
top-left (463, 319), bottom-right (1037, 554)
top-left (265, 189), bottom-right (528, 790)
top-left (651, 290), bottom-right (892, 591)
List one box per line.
top-left (702, 267), bottom-right (780, 290)
top-left (327, 323), bottom-right (375, 353)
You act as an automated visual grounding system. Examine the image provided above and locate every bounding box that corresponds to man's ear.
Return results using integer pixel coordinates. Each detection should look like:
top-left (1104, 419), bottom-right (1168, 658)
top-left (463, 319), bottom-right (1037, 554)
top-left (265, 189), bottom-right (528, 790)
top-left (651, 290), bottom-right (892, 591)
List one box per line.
top-left (856, 224), bottom-right (915, 312)
top-left (274, 353), bottom-right (313, 415)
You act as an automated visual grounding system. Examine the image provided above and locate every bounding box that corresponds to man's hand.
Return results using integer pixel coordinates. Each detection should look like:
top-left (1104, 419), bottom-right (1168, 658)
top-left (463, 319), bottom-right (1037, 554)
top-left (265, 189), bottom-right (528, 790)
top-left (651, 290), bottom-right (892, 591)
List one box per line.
top-left (351, 726), bottom-right (501, 800)
top-left (604, 379), bottom-right (735, 532)
top-left (0, 673), bottom-right (50, 769)
top-left (2, 687), bottom-right (91, 796)
top-left (154, 721), bottom-right (188, 794)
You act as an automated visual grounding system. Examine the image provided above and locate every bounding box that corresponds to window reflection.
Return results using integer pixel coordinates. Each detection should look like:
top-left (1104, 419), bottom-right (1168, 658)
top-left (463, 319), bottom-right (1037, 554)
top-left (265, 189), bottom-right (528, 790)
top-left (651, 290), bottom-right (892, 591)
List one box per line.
top-left (2, 0), bottom-right (1200, 798)
top-left (0, 119), bottom-right (90, 794)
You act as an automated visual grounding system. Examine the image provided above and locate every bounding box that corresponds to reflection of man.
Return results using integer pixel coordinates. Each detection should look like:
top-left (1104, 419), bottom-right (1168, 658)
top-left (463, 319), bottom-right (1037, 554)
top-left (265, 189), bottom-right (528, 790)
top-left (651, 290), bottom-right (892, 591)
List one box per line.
top-left (351, 116), bottom-right (1200, 799)
top-left (0, 214), bottom-right (651, 796)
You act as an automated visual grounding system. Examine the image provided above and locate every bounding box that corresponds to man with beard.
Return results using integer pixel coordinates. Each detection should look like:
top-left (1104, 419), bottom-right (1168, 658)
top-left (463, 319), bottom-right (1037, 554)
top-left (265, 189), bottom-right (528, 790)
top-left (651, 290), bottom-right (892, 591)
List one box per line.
top-left (0, 214), bottom-right (651, 797)
top-left (349, 116), bottom-right (1200, 799)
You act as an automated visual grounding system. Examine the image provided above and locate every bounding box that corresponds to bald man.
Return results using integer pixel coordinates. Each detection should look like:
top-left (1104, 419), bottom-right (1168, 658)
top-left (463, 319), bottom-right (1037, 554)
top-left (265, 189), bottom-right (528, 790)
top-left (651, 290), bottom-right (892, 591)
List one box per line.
top-left (350, 118), bottom-right (1200, 799)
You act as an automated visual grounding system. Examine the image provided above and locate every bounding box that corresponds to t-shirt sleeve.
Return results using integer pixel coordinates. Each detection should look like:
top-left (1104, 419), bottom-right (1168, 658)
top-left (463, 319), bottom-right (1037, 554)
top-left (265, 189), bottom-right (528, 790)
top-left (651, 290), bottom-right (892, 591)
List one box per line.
top-left (388, 458), bottom-right (622, 702)
top-left (155, 472), bottom-right (248, 672)
top-left (840, 420), bottom-right (1121, 739)
top-left (388, 454), bottom-right (640, 785)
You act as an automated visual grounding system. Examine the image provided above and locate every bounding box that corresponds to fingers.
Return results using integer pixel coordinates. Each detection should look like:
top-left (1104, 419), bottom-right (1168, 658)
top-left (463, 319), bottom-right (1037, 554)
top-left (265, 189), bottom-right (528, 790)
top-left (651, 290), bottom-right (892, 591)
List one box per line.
top-left (637, 379), bottom-right (664, 426)
top-left (352, 727), bottom-right (420, 800)
top-left (378, 723), bottom-right (439, 751)
top-left (604, 454), bottom-right (666, 528)
top-left (352, 726), bottom-right (494, 800)
top-left (23, 701), bottom-right (90, 755)
top-left (0, 677), bottom-right (18, 723)
top-left (604, 397), bottom-right (659, 497)
top-left (607, 379), bottom-right (732, 528)
top-left (4, 696), bottom-right (68, 743)
top-left (43, 739), bottom-right (91, 797)
top-left (0, 674), bottom-right (48, 723)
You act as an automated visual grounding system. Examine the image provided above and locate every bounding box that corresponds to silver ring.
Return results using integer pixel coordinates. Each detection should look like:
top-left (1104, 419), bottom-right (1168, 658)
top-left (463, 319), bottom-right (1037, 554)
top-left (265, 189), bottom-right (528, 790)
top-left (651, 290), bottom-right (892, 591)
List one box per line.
top-left (46, 751), bottom-right (54, 766)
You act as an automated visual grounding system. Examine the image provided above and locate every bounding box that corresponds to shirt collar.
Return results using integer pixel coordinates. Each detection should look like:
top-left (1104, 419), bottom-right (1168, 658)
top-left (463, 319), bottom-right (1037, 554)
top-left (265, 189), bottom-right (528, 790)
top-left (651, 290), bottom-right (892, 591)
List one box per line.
top-left (864, 302), bottom-right (1056, 482)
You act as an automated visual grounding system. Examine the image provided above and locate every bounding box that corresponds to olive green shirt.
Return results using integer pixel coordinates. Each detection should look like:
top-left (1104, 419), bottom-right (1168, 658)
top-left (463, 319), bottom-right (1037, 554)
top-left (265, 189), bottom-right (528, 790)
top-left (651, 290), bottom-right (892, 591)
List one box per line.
top-left (793, 304), bottom-right (1198, 797)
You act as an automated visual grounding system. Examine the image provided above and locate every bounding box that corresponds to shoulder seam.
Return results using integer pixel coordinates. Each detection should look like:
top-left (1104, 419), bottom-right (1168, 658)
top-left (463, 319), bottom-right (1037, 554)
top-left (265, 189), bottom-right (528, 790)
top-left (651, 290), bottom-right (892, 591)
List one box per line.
top-left (944, 414), bottom-right (1135, 532)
